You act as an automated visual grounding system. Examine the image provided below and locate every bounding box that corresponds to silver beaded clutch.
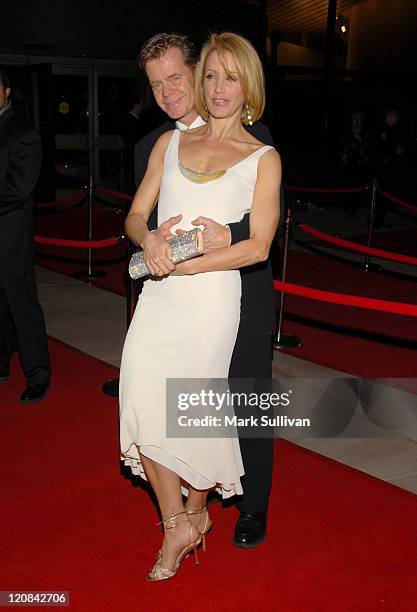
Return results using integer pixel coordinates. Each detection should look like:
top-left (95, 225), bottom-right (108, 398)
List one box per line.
top-left (128, 227), bottom-right (204, 279)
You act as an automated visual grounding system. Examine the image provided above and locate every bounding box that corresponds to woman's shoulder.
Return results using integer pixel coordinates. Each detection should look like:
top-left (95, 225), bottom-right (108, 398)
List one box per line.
top-left (155, 129), bottom-right (176, 146)
top-left (151, 129), bottom-right (177, 156)
top-left (234, 127), bottom-right (277, 162)
top-left (257, 146), bottom-right (281, 171)
top-left (146, 130), bottom-right (177, 167)
top-left (245, 138), bottom-right (277, 159)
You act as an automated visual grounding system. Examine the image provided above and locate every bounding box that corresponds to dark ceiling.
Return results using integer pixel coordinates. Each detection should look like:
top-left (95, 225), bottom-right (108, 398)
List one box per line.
top-left (244, 0), bottom-right (368, 34)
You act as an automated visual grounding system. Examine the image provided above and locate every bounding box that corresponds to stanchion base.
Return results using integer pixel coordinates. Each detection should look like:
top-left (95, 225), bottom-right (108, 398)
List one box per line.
top-left (355, 262), bottom-right (383, 273)
top-left (73, 269), bottom-right (107, 280)
top-left (102, 378), bottom-right (119, 397)
top-left (273, 334), bottom-right (302, 350)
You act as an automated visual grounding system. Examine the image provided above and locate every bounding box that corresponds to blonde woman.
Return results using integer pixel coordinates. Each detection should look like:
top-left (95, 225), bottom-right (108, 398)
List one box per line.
top-left (120, 32), bottom-right (281, 581)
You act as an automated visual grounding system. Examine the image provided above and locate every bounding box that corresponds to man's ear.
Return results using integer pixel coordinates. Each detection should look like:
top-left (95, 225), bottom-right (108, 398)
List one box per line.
top-left (6, 87), bottom-right (10, 99)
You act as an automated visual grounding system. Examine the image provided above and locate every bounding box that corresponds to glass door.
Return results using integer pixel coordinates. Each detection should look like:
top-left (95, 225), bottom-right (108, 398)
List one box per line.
top-left (52, 67), bottom-right (90, 191)
top-left (52, 64), bottom-right (145, 192)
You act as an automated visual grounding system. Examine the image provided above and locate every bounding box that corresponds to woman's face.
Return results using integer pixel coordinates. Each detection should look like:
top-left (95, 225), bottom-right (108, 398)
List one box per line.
top-left (350, 113), bottom-right (364, 133)
top-left (203, 50), bottom-right (245, 121)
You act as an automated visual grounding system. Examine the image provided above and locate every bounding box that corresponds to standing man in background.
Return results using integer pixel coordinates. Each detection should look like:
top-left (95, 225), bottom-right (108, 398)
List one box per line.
top-left (374, 106), bottom-right (406, 228)
top-left (120, 95), bottom-right (147, 195)
top-left (0, 67), bottom-right (51, 403)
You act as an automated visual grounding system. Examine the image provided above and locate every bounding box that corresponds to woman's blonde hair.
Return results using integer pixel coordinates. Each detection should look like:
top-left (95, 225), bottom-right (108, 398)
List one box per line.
top-left (194, 32), bottom-right (265, 125)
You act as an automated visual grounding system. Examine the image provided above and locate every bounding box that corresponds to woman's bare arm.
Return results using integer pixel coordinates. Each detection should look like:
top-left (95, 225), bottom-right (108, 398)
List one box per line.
top-left (125, 131), bottom-right (179, 276)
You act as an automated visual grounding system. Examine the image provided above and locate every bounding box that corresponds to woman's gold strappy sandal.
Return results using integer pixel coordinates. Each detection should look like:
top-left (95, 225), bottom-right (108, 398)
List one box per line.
top-left (147, 511), bottom-right (202, 582)
top-left (185, 507), bottom-right (212, 552)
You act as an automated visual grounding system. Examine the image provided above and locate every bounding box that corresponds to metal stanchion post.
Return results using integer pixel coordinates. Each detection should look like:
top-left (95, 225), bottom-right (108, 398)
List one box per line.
top-left (113, 148), bottom-right (126, 216)
top-left (74, 176), bottom-right (107, 281)
top-left (273, 207), bottom-right (302, 350)
top-left (357, 178), bottom-right (382, 273)
top-left (87, 175), bottom-right (93, 276)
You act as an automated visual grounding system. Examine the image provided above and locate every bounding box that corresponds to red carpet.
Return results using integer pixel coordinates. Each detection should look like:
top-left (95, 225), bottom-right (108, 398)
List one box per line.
top-left (2, 339), bottom-right (417, 611)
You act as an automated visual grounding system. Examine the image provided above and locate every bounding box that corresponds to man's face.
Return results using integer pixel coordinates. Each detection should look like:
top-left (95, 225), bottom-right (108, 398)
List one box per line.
top-left (145, 47), bottom-right (196, 125)
top-left (0, 82), bottom-right (10, 111)
top-left (386, 110), bottom-right (399, 127)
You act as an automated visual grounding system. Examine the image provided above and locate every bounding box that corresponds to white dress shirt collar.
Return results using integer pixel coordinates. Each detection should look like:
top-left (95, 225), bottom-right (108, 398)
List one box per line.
top-left (175, 115), bottom-right (206, 131)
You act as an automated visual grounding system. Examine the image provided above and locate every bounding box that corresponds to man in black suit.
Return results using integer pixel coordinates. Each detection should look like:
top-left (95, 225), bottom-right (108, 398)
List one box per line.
top-left (135, 33), bottom-right (279, 549)
top-left (0, 67), bottom-right (51, 403)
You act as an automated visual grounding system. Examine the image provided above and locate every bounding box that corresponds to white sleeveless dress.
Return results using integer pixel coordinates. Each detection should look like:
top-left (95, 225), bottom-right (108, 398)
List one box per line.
top-left (119, 129), bottom-right (273, 498)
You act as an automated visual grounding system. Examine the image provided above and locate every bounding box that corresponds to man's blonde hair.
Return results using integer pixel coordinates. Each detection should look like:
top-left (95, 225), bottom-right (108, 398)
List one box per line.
top-left (194, 32), bottom-right (265, 125)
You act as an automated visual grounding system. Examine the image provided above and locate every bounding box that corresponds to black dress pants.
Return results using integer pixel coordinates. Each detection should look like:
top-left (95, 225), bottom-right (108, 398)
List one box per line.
top-left (0, 209), bottom-right (50, 385)
top-left (228, 332), bottom-right (273, 513)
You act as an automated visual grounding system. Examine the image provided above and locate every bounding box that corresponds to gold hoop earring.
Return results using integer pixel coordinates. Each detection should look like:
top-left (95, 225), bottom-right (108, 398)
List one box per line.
top-left (246, 103), bottom-right (253, 126)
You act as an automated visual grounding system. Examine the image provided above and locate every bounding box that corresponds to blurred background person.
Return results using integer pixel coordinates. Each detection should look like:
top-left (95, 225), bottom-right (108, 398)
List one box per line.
top-left (337, 110), bottom-right (372, 215)
top-left (373, 106), bottom-right (407, 228)
top-left (120, 94), bottom-right (147, 195)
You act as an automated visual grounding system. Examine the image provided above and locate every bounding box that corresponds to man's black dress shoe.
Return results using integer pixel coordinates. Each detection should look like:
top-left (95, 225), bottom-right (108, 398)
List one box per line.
top-left (233, 512), bottom-right (267, 549)
top-left (20, 382), bottom-right (50, 404)
top-left (102, 378), bottom-right (119, 397)
top-left (0, 364), bottom-right (10, 382)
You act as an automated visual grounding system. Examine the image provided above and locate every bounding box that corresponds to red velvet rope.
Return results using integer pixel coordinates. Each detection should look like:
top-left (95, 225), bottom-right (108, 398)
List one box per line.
top-left (285, 185), bottom-right (365, 194)
top-left (274, 281), bottom-right (417, 317)
top-left (37, 190), bottom-right (85, 209)
top-left (34, 235), bottom-right (125, 248)
top-left (380, 190), bottom-right (417, 213)
top-left (97, 186), bottom-right (134, 202)
top-left (299, 223), bottom-right (417, 266)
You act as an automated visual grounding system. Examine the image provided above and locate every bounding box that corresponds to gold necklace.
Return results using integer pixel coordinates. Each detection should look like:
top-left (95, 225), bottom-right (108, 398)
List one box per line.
top-left (178, 161), bottom-right (226, 184)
